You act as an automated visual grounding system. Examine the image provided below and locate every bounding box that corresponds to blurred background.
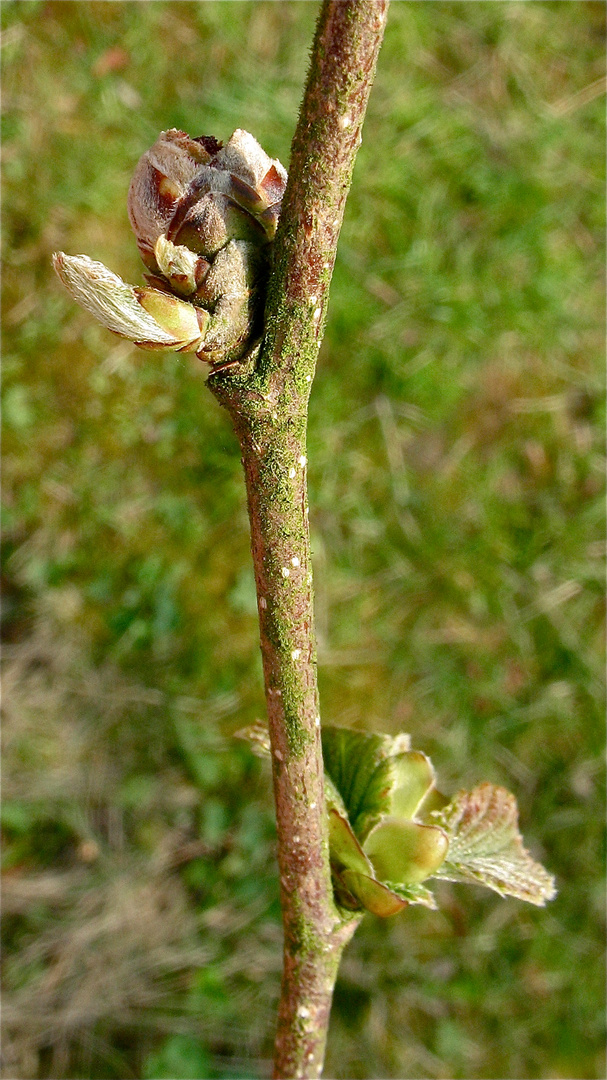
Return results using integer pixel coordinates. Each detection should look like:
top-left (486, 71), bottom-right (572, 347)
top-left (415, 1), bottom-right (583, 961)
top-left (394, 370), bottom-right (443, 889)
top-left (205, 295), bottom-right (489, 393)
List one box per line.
top-left (2, 2), bottom-right (605, 1078)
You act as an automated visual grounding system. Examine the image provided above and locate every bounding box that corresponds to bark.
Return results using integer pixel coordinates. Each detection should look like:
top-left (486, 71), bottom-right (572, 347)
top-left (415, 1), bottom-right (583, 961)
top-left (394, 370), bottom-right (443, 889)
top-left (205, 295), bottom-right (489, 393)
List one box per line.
top-left (208, 2), bottom-right (389, 1075)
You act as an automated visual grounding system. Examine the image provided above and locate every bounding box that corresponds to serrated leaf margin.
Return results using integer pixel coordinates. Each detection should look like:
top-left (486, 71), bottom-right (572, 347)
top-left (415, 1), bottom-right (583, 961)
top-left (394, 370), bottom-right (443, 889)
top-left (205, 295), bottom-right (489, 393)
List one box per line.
top-left (431, 783), bottom-right (557, 907)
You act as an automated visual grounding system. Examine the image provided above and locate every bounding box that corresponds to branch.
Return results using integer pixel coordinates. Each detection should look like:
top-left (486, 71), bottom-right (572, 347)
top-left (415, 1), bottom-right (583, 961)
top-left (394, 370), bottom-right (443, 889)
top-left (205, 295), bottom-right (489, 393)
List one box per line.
top-left (263, 0), bottom-right (391, 393)
top-left (209, 3), bottom-right (389, 1076)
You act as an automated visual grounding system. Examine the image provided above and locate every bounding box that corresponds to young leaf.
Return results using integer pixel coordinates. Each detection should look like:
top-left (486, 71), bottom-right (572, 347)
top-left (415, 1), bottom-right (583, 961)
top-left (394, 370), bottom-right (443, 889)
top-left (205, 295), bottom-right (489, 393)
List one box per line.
top-left (234, 722), bottom-right (271, 758)
top-left (52, 252), bottom-right (203, 348)
top-left (321, 726), bottom-right (411, 840)
top-left (383, 880), bottom-right (438, 910)
top-left (390, 751), bottom-right (437, 820)
top-left (431, 783), bottom-right (557, 906)
top-left (323, 773), bottom-right (350, 819)
top-left (337, 869), bottom-right (409, 917)
top-left (327, 808), bottom-right (375, 877)
top-left (363, 817), bottom-right (449, 885)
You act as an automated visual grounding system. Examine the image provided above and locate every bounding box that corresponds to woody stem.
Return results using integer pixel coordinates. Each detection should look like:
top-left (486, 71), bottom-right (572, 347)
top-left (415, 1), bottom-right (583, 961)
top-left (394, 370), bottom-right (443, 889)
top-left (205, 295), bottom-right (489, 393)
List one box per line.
top-left (208, 2), bottom-right (389, 1075)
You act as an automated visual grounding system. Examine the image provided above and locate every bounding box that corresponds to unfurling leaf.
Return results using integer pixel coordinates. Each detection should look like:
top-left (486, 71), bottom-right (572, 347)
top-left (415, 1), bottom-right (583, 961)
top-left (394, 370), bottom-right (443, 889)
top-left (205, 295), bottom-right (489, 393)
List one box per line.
top-left (364, 817), bottom-right (449, 885)
top-left (52, 253), bottom-right (200, 348)
top-left (327, 807), bottom-right (374, 877)
top-left (383, 880), bottom-right (439, 910)
top-left (53, 128), bottom-right (287, 368)
top-left (321, 726), bottom-right (409, 832)
top-left (321, 726), bottom-right (437, 841)
top-left (337, 870), bottom-right (409, 917)
top-left (321, 727), bottom-right (449, 913)
top-left (234, 722), bottom-right (271, 758)
top-left (390, 751), bottom-right (437, 820)
top-left (236, 724), bottom-right (556, 917)
top-left (431, 783), bottom-right (557, 906)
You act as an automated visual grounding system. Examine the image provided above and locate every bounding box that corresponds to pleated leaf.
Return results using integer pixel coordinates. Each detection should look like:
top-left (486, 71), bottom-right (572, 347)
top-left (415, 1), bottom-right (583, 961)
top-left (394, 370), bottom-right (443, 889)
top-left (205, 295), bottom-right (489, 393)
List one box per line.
top-left (321, 726), bottom-right (437, 841)
top-left (431, 783), bottom-right (557, 906)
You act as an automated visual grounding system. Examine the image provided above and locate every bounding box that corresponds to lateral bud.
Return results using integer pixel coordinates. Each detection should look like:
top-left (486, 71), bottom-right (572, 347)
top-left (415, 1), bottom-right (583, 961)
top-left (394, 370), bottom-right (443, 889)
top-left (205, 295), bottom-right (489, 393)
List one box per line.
top-left (53, 128), bottom-right (288, 368)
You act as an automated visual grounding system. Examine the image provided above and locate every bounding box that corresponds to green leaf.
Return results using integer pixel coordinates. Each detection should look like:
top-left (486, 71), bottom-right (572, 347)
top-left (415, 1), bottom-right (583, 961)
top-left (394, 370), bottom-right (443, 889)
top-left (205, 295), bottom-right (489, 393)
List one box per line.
top-left (323, 772), bottom-right (347, 815)
top-left (327, 807), bottom-right (374, 876)
top-left (338, 869), bottom-right (409, 917)
top-left (321, 726), bottom-right (412, 840)
top-left (431, 783), bottom-right (557, 906)
top-left (390, 751), bottom-right (437, 819)
top-left (363, 817), bottom-right (449, 884)
top-left (383, 880), bottom-right (439, 910)
top-left (350, 755), bottom-right (400, 841)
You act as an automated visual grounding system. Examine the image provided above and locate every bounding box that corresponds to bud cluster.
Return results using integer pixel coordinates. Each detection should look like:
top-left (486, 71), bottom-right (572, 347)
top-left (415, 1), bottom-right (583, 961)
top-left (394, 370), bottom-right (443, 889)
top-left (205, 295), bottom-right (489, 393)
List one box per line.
top-left (239, 722), bottom-right (556, 917)
top-left (53, 129), bottom-right (287, 367)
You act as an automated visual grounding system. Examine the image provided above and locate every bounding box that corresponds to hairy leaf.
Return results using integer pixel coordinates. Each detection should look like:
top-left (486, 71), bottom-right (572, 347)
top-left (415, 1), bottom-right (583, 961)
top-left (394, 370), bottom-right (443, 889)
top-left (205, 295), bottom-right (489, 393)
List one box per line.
top-left (432, 783), bottom-right (557, 906)
top-left (52, 253), bottom-right (185, 345)
top-left (383, 880), bottom-right (438, 910)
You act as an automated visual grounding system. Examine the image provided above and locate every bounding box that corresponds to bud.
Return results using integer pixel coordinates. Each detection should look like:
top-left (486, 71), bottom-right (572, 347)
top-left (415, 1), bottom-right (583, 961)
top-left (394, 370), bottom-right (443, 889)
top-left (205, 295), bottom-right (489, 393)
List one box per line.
top-left (239, 721), bottom-right (556, 917)
top-left (53, 129), bottom-right (288, 368)
top-left (52, 252), bottom-right (208, 353)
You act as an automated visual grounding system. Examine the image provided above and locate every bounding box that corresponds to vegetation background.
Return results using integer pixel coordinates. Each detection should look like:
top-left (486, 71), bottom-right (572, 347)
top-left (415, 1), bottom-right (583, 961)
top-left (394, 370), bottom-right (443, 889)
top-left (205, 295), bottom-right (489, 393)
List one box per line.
top-left (2, 2), bottom-right (605, 1078)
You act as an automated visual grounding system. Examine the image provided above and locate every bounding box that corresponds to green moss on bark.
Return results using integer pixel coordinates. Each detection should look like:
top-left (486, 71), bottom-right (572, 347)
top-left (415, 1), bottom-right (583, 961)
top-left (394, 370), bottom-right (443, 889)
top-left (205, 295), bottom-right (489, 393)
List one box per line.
top-left (207, 4), bottom-right (389, 1076)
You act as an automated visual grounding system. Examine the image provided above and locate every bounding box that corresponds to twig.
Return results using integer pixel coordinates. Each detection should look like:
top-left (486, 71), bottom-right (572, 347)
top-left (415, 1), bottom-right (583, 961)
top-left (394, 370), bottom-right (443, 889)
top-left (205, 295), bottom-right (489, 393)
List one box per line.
top-left (209, 2), bottom-right (389, 1075)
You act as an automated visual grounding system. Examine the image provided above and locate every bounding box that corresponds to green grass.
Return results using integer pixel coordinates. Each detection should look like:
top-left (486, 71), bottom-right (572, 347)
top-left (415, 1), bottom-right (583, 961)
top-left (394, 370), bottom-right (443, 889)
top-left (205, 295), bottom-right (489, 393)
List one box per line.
top-left (2, 2), bottom-right (605, 1078)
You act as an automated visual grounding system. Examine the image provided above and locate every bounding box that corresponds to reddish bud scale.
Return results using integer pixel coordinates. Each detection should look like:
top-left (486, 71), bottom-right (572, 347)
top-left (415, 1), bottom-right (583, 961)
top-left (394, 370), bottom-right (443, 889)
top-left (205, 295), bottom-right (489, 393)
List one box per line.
top-left (54, 128), bottom-right (288, 368)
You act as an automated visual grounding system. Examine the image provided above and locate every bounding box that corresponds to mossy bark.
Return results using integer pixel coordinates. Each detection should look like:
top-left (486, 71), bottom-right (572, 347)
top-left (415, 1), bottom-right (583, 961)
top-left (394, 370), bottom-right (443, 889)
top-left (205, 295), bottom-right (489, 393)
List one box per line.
top-left (209, 2), bottom-right (389, 1075)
